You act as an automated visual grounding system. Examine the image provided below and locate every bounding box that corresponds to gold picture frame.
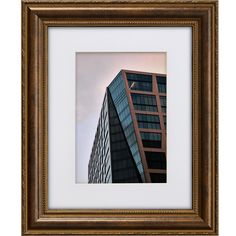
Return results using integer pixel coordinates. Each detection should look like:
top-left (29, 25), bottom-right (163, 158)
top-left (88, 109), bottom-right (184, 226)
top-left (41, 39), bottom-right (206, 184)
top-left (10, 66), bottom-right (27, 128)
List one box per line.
top-left (22, 0), bottom-right (218, 235)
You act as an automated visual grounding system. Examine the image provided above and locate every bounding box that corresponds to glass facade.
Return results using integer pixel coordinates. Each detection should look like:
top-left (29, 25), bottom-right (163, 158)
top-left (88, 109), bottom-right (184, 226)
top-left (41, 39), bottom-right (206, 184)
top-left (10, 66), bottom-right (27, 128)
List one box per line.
top-left (150, 173), bottom-right (166, 183)
top-left (88, 93), bottom-right (112, 183)
top-left (145, 152), bottom-right (166, 169)
top-left (163, 115), bottom-right (166, 128)
top-left (108, 72), bottom-right (145, 181)
top-left (160, 96), bottom-right (166, 113)
top-left (157, 75), bottom-right (166, 93)
top-left (88, 70), bottom-right (167, 183)
top-left (127, 73), bottom-right (152, 92)
top-left (131, 93), bottom-right (158, 112)
top-left (107, 91), bottom-right (142, 183)
top-left (136, 113), bottom-right (160, 129)
top-left (140, 132), bottom-right (162, 148)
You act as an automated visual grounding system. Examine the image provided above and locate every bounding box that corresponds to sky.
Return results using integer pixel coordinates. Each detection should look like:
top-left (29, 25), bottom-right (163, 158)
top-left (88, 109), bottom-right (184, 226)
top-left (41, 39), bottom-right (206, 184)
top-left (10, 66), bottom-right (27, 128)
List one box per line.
top-left (76, 52), bottom-right (166, 183)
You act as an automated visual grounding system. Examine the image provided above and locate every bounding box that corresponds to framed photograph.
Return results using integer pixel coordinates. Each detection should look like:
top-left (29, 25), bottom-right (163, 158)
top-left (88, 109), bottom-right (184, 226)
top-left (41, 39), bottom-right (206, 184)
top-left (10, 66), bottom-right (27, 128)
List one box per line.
top-left (22, 0), bottom-right (218, 235)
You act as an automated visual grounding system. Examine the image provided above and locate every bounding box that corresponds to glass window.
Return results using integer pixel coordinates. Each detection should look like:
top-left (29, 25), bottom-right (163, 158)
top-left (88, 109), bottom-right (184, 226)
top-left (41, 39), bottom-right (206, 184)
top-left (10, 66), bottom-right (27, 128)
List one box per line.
top-left (150, 173), bottom-right (166, 183)
top-left (107, 86), bottom-right (145, 182)
top-left (160, 96), bottom-right (166, 113)
top-left (136, 114), bottom-right (160, 129)
top-left (163, 115), bottom-right (166, 128)
top-left (126, 73), bottom-right (152, 92)
top-left (145, 152), bottom-right (166, 169)
top-left (128, 81), bottom-right (152, 92)
top-left (140, 132), bottom-right (162, 148)
top-left (140, 132), bottom-right (161, 140)
top-left (131, 93), bottom-right (158, 112)
top-left (157, 76), bottom-right (166, 93)
top-left (126, 73), bottom-right (152, 82)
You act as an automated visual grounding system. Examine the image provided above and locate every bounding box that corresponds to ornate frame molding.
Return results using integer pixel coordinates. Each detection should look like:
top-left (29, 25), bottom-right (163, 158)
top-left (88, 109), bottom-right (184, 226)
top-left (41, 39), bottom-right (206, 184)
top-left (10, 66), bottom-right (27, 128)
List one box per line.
top-left (22, 0), bottom-right (218, 235)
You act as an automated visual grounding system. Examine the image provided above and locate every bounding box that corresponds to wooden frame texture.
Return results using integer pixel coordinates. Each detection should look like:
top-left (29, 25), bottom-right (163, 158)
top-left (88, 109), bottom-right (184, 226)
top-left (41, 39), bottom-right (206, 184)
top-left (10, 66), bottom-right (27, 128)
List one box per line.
top-left (22, 0), bottom-right (218, 235)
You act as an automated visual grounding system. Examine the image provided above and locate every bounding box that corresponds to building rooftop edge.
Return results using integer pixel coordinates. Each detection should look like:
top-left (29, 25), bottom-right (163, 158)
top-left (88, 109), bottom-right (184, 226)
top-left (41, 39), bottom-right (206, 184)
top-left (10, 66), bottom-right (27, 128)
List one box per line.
top-left (121, 69), bottom-right (166, 77)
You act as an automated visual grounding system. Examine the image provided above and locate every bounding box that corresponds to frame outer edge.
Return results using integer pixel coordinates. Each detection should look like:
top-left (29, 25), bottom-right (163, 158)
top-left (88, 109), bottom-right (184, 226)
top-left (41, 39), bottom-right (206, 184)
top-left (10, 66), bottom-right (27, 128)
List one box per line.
top-left (21, 1), bottom-right (218, 235)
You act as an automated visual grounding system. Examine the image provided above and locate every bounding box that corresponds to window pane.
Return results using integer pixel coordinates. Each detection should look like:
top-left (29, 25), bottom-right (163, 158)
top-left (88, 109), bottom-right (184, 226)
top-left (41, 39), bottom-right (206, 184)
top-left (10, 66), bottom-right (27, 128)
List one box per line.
top-left (160, 96), bottom-right (166, 113)
top-left (136, 114), bottom-right (160, 130)
top-left (127, 73), bottom-right (152, 82)
top-left (128, 81), bottom-right (152, 92)
top-left (140, 132), bottom-right (162, 148)
top-left (145, 152), bottom-right (166, 169)
top-left (157, 76), bottom-right (166, 93)
top-left (131, 93), bottom-right (157, 112)
top-left (163, 115), bottom-right (166, 128)
top-left (150, 173), bottom-right (166, 183)
top-left (127, 73), bottom-right (152, 92)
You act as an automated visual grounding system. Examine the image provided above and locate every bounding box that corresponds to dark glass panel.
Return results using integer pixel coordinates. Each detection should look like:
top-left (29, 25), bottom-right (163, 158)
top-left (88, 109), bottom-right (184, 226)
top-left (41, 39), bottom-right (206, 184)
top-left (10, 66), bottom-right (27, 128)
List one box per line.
top-left (126, 73), bottom-right (152, 82)
top-left (108, 73), bottom-right (145, 181)
top-left (142, 140), bottom-right (161, 148)
top-left (150, 173), bottom-right (166, 183)
top-left (160, 96), bottom-right (166, 113)
top-left (136, 113), bottom-right (161, 130)
top-left (145, 152), bottom-right (166, 169)
top-left (127, 73), bottom-right (152, 92)
top-left (157, 76), bottom-right (166, 93)
top-left (133, 104), bottom-right (157, 112)
top-left (128, 81), bottom-right (152, 92)
top-left (138, 122), bottom-right (160, 129)
top-left (140, 132), bottom-right (161, 140)
top-left (131, 93), bottom-right (158, 112)
top-left (163, 115), bottom-right (166, 128)
top-left (140, 132), bottom-right (162, 148)
top-left (107, 91), bottom-right (142, 183)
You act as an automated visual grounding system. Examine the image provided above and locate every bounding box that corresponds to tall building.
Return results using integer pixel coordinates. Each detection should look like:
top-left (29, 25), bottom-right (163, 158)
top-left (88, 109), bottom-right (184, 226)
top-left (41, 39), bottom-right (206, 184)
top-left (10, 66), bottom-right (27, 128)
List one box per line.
top-left (88, 70), bottom-right (166, 183)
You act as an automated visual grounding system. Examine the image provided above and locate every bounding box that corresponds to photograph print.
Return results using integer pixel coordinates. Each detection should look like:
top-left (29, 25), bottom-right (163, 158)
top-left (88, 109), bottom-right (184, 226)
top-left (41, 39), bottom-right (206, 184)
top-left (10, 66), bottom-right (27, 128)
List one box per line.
top-left (76, 53), bottom-right (167, 184)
